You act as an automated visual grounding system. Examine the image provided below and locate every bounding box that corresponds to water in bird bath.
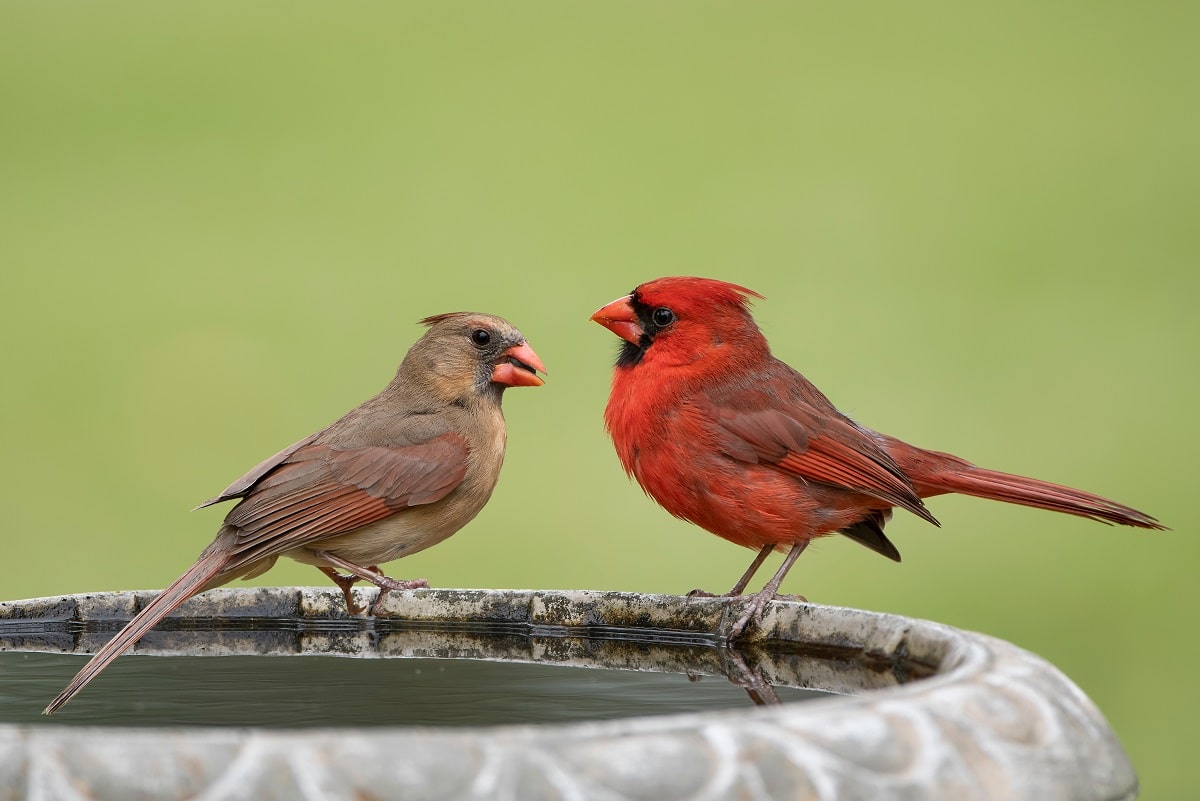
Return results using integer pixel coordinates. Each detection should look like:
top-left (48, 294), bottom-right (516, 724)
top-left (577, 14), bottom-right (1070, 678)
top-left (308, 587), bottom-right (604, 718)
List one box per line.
top-left (2, 649), bottom-right (826, 728)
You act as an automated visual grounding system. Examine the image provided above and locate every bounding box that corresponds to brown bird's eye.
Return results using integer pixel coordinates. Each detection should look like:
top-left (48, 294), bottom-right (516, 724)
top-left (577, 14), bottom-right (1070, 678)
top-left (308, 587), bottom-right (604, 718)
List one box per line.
top-left (471, 329), bottom-right (492, 347)
top-left (652, 307), bottom-right (675, 327)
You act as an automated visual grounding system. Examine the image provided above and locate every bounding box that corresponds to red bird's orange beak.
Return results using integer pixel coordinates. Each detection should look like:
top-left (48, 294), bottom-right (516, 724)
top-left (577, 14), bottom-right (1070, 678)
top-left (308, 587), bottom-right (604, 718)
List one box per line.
top-left (492, 341), bottom-right (547, 387)
top-left (590, 295), bottom-right (643, 345)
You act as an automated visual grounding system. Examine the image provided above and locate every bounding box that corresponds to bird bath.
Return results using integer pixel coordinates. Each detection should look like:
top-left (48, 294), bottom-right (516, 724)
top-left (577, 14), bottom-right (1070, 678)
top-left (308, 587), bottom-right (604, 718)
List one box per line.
top-left (0, 588), bottom-right (1136, 800)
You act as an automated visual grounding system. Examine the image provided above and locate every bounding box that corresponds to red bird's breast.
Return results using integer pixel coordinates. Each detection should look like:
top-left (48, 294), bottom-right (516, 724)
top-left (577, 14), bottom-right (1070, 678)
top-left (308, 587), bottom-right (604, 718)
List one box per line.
top-left (604, 365), bottom-right (859, 551)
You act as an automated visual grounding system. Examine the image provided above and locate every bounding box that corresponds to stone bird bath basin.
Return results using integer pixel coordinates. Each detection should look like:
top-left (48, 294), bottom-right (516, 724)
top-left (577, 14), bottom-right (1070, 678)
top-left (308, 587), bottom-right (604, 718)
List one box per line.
top-left (0, 588), bottom-right (1136, 801)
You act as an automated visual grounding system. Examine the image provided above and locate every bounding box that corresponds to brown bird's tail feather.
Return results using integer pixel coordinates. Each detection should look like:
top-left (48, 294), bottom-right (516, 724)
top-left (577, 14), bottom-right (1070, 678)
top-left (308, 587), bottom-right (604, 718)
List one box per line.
top-left (924, 465), bottom-right (1165, 530)
top-left (43, 552), bottom-right (229, 715)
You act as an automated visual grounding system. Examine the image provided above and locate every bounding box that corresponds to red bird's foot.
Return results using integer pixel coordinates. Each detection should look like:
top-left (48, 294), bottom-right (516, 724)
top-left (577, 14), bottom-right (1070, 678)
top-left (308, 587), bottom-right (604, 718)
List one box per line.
top-left (727, 588), bottom-right (776, 640)
top-left (727, 541), bottom-right (811, 640)
top-left (726, 591), bottom-right (808, 640)
top-left (688, 587), bottom-right (759, 599)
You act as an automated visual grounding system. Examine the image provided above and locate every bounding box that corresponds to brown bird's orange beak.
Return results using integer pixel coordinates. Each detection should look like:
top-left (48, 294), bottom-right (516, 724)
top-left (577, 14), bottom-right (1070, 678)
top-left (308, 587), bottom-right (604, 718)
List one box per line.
top-left (590, 295), bottom-right (643, 345)
top-left (492, 341), bottom-right (547, 387)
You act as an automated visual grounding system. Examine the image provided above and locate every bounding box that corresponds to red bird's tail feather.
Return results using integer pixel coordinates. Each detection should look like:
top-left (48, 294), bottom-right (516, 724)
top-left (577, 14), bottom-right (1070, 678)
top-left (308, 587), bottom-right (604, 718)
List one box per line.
top-left (43, 551), bottom-right (230, 715)
top-left (921, 465), bottom-right (1165, 530)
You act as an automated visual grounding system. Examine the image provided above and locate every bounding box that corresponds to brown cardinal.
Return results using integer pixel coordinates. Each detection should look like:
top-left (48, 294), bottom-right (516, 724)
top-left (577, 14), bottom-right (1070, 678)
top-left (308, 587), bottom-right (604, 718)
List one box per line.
top-left (591, 276), bottom-right (1163, 639)
top-left (44, 312), bottom-right (545, 714)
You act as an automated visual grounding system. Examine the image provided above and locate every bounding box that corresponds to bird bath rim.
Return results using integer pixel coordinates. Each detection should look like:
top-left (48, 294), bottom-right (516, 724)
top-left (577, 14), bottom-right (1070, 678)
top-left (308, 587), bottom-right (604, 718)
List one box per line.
top-left (0, 587), bottom-right (1136, 801)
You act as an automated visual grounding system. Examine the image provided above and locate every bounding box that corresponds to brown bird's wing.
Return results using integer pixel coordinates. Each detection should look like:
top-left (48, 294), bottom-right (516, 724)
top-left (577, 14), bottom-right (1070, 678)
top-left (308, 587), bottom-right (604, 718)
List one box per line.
top-left (196, 431), bottom-right (323, 509)
top-left (215, 433), bottom-right (470, 563)
top-left (702, 396), bottom-right (939, 527)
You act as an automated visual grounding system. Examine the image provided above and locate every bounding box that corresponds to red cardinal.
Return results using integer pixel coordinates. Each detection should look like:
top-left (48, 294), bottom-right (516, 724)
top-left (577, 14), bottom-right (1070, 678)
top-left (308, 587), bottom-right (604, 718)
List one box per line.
top-left (45, 312), bottom-right (545, 714)
top-left (591, 277), bottom-right (1163, 638)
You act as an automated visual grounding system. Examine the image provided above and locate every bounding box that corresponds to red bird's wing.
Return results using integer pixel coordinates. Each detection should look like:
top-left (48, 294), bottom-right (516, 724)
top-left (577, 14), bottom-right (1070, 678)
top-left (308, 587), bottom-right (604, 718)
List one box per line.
top-left (217, 433), bottom-right (470, 562)
top-left (704, 399), bottom-right (938, 526)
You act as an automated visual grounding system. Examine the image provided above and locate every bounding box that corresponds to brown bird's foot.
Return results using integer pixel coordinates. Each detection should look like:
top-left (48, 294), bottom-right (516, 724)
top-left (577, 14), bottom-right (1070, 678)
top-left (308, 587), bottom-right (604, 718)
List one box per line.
top-left (317, 566), bottom-right (369, 615)
top-left (312, 551), bottom-right (430, 616)
top-left (367, 576), bottom-right (429, 616)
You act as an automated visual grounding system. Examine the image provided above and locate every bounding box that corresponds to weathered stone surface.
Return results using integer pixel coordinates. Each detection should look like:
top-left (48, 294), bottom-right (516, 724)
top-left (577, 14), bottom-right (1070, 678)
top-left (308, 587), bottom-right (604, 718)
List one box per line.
top-left (0, 588), bottom-right (1137, 801)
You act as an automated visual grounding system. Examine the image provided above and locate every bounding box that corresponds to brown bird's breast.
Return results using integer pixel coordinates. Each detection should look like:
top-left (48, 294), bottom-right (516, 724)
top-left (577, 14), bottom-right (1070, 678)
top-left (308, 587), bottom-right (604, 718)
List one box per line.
top-left (290, 405), bottom-right (509, 569)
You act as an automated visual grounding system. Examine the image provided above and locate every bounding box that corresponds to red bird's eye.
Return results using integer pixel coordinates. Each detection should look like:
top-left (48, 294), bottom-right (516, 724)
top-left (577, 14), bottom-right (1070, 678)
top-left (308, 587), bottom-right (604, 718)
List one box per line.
top-left (471, 329), bottom-right (492, 347)
top-left (651, 307), bottom-right (675, 327)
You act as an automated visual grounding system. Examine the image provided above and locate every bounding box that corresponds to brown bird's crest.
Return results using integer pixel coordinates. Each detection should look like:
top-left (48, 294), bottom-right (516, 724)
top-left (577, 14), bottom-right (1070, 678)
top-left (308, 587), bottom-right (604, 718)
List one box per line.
top-left (420, 312), bottom-right (460, 327)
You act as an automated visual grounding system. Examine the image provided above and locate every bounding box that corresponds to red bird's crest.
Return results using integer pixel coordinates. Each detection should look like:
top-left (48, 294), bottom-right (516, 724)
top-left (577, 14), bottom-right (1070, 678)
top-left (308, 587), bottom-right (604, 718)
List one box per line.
top-left (631, 276), bottom-right (763, 316)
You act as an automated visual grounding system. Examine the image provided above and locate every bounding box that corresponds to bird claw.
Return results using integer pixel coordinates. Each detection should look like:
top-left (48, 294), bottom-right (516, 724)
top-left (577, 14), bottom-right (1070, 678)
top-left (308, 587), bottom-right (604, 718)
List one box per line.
top-left (313, 552), bottom-right (430, 616)
top-left (688, 587), bottom-right (751, 599)
top-left (371, 575), bottom-right (429, 592)
top-left (318, 566), bottom-right (370, 615)
top-left (368, 577), bottom-right (429, 616)
top-left (727, 590), bottom-right (778, 641)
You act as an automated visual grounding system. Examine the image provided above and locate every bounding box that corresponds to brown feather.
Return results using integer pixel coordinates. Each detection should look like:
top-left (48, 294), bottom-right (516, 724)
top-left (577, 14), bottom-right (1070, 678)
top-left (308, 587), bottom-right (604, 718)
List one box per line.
top-left (224, 435), bottom-right (470, 561)
top-left (44, 549), bottom-right (231, 715)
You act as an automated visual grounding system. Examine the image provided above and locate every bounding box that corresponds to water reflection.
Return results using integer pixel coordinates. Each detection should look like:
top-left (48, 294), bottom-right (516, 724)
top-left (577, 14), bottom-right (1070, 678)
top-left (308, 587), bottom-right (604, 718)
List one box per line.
top-left (0, 617), bottom-right (930, 728)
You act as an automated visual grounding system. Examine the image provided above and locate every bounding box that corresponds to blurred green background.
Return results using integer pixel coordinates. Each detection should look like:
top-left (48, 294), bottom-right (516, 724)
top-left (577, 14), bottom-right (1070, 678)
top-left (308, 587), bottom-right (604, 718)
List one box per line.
top-left (2, 2), bottom-right (1195, 797)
